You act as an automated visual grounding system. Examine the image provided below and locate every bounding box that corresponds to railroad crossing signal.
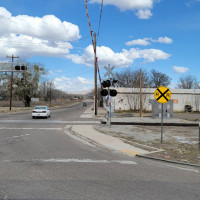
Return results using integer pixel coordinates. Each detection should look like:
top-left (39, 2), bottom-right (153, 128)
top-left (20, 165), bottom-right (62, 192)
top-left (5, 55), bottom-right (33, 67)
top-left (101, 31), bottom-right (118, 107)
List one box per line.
top-left (100, 79), bottom-right (117, 97)
top-left (104, 64), bottom-right (115, 79)
top-left (154, 86), bottom-right (171, 104)
top-left (100, 89), bottom-right (108, 96)
top-left (101, 80), bottom-right (111, 88)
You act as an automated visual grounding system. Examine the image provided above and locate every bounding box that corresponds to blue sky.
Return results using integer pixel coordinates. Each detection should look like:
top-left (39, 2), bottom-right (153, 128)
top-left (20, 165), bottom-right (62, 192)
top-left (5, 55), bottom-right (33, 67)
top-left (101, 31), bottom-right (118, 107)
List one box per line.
top-left (0, 0), bottom-right (200, 92)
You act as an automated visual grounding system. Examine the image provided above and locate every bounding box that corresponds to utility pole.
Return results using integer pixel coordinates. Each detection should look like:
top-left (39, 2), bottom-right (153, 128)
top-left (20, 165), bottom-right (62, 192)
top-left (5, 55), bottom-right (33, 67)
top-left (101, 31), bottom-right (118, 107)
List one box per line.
top-left (94, 33), bottom-right (97, 115)
top-left (140, 68), bottom-right (142, 117)
top-left (7, 55), bottom-right (19, 111)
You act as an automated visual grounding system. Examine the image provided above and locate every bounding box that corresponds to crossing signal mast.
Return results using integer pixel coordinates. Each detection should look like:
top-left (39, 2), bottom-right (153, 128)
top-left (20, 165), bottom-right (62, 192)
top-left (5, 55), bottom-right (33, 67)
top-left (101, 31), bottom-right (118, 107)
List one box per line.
top-left (101, 65), bottom-right (118, 126)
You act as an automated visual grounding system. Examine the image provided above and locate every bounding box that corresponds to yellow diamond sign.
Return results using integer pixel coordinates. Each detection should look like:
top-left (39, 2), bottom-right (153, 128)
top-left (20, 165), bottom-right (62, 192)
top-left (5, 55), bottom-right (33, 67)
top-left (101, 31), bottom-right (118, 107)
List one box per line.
top-left (154, 86), bottom-right (171, 104)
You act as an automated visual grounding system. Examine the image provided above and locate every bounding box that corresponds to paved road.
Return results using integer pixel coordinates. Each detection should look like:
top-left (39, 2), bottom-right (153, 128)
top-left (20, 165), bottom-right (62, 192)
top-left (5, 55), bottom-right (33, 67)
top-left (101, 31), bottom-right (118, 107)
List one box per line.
top-left (0, 102), bottom-right (199, 199)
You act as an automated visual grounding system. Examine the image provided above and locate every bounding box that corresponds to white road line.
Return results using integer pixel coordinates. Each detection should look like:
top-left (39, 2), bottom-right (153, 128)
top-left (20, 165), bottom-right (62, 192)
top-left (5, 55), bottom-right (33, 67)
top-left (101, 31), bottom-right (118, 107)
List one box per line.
top-left (3, 158), bottom-right (137, 165)
top-left (0, 127), bottom-right (62, 130)
top-left (0, 120), bottom-right (100, 124)
top-left (0, 134), bottom-right (30, 140)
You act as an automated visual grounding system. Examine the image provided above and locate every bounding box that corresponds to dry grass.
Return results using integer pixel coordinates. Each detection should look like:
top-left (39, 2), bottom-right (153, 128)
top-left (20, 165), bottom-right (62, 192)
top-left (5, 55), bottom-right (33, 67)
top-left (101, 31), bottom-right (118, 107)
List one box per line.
top-left (94, 124), bottom-right (200, 165)
top-left (0, 100), bottom-right (81, 113)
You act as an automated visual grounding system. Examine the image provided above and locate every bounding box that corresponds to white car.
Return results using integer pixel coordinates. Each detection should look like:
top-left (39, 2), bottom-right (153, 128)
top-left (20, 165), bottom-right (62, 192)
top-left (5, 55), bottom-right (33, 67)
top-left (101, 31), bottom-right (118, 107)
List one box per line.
top-left (32, 106), bottom-right (51, 119)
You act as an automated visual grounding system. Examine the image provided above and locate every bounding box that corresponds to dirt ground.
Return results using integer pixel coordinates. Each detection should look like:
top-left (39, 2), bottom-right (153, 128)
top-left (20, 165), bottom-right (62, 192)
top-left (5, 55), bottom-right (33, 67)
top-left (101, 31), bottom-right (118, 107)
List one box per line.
top-left (94, 113), bottom-right (200, 165)
top-left (94, 110), bottom-right (200, 165)
top-left (137, 125), bottom-right (200, 165)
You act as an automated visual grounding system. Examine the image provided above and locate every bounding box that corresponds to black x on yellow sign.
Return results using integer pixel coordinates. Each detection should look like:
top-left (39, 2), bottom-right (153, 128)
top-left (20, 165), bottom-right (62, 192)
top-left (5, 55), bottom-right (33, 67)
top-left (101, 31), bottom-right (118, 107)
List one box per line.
top-left (154, 86), bottom-right (171, 104)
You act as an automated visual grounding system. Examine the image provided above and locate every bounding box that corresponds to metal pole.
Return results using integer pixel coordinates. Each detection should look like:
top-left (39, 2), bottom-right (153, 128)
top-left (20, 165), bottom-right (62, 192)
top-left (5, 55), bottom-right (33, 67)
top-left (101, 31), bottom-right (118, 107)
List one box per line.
top-left (161, 103), bottom-right (164, 143)
top-left (140, 68), bottom-right (142, 117)
top-left (109, 93), bottom-right (111, 127)
top-left (107, 89), bottom-right (111, 126)
top-left (94, 33), bottom-right (97, 115)
top-left (199, 124), bottom-right (200, 150)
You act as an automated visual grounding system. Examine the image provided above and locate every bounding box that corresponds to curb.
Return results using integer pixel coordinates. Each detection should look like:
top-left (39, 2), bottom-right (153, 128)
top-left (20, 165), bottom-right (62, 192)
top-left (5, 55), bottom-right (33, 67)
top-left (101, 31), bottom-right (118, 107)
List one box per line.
top-left (101, 121), bottom-right (199, 127)
top-left (136, 154), bottom-right (200, 168)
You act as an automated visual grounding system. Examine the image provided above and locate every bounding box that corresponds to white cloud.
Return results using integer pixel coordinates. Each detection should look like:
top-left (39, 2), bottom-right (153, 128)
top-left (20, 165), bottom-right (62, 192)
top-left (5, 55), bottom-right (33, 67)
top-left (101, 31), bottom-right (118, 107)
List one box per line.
top-left (173, 66), bottom-right (189, 74)
top-left (126, 38), bottom-right (150, 46)
top-left (0, 7), bottom-right (80, 42)
top-left (126, 36), bottom-right (173, 46)
top-left (77, 77), bottom-right (93, 84)
top-left (150, 36), bottom-right (173, 44)
top-left (89, 0), bottom-right (155, 19)
top-left (0, 34), bottom-right (73, 58)
top-left (135, 9), bottom-right (153, 19)
top-left (54, 76), bottom-right (93, 92)
top-left (56, 70), bottom-right (62, 73)
top-left (0, 7), bottom-right (80, 58)
top-left (66, 45), bottom-right (171, 68)
top-left (48, 70), bottom-right (54, 75)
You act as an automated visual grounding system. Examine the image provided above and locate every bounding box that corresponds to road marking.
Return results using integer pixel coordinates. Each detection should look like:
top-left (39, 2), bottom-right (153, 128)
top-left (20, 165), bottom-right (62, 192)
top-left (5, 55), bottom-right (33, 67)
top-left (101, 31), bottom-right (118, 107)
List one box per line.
top-left (0, 127), bottom-right (62, 130)
top-left (0, 134), bottom-right (30, 140)
top-left (2, 158), bottom-right (137, 165)
top-left (120, 149), bottom-right (140, 156)
top-left (0, 120), bottom-right (100, 124)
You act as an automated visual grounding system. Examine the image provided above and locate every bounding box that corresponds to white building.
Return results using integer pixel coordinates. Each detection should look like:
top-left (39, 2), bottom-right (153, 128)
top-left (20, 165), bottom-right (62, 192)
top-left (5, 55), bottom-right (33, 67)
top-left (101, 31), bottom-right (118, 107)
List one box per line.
top-left (111, 88), bottom-right (200, 112)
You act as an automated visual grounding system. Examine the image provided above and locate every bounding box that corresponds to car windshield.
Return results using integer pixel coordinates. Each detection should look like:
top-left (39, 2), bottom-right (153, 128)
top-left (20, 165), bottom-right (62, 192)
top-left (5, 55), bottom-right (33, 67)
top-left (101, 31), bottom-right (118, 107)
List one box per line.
top-left (34, 106), bottom-right (47, 110)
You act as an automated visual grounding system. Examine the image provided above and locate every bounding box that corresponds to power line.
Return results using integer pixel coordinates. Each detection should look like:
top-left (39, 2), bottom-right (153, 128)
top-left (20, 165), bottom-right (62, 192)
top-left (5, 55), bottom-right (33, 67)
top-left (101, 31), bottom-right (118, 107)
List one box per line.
top-left (97, 0), bottom-right (104, 43)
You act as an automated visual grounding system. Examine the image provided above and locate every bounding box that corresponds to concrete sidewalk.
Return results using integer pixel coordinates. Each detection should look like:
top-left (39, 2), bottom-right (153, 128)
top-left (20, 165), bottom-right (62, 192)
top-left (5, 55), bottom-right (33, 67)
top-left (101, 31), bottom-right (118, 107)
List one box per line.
top-left (70, 106), bottom-right (164, 157)
top-left (71, 125), bottom-right (162, 156)
top-left (69, 106), bottom-right (200, 164)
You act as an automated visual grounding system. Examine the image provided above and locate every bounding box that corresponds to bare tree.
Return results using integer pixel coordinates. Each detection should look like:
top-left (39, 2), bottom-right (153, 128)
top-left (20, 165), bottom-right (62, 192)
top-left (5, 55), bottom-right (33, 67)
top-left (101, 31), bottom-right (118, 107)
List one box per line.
top-left (149, 69), bottom-right (171, 88)
top-left (115, 69), bottom-right (150, 88)
top-left (177, 75), bottom-right (199, 89)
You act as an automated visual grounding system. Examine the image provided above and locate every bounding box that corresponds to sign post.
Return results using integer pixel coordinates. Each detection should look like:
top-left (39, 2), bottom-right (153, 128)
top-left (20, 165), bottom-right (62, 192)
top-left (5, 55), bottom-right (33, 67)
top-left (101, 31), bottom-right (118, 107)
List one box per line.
top-left (199, 124), bottom-right (200, 151)
top-left (154, 86), bottom-right (171, 143)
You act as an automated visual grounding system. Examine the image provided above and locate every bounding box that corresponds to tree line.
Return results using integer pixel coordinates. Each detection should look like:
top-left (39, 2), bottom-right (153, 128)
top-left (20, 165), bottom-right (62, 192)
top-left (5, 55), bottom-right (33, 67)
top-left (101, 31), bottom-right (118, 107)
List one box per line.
top-left (0, 63), bottom-right (71, 107)
top-left (114, 69), bottom-right (199, 89)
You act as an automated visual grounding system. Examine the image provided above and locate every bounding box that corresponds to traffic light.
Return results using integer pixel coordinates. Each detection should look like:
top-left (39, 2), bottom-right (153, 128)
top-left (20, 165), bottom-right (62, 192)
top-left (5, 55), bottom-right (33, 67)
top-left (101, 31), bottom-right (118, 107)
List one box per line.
top-left (101, 80), bottom-right (111, 88)
top-left (110, 89), bottom-right (117, 97)
top-left (15, 65), bottom-right (27, 71)
top-left (100, 89), bottom-right (108, 96)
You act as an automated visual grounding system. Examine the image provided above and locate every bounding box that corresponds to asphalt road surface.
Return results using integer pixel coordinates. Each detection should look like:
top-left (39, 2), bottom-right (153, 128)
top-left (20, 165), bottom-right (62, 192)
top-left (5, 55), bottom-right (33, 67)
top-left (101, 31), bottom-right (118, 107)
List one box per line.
top-left (0, 101), bottom-right (199, 200)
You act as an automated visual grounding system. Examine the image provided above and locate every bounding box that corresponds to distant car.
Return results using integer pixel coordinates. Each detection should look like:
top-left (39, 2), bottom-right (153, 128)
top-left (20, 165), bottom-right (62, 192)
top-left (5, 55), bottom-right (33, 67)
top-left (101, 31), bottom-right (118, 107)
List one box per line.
top-left (32, 106), bottom-right (50, 119)
top-left (83, 102), bottom-right (87, 106)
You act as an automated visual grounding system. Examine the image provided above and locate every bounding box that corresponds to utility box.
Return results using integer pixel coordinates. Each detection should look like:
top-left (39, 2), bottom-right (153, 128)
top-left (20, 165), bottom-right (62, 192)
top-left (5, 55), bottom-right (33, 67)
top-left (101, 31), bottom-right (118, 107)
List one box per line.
top-left (151, 100), bottom-right (173, 118)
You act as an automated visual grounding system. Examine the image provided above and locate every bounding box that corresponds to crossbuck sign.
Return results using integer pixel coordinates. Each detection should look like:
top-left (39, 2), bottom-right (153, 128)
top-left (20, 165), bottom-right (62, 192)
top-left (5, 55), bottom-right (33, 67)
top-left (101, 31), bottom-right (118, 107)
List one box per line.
top-left (104, 64), bottom-right (115, 79)
top-left (154, 86), bottom-right (171, 104)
